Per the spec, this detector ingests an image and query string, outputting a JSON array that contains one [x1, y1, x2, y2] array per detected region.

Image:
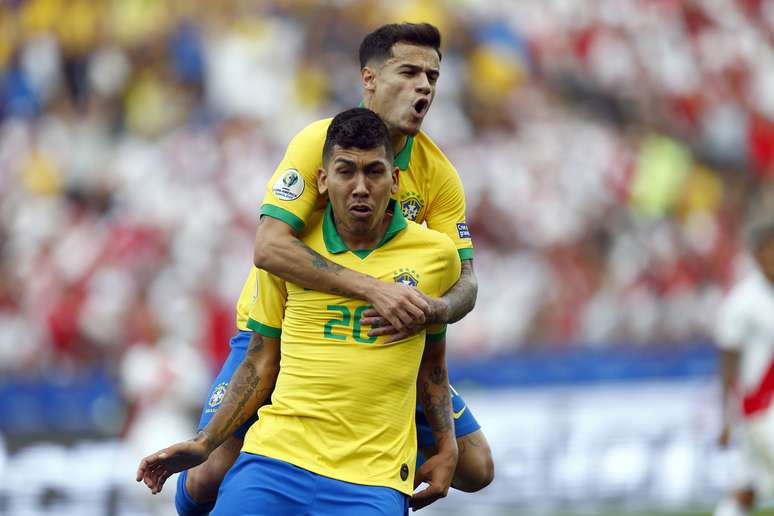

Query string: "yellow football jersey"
[[242, 200, 461, 495], [234, 117, 472, 330]]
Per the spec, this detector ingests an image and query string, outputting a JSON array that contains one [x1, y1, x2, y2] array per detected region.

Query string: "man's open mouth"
[[412, 98, 429, 117], [350, 205, 372, 217]]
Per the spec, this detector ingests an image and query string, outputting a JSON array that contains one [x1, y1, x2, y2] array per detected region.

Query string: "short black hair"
[[323, 108, 394, 165], [359, 22, 441, 69]]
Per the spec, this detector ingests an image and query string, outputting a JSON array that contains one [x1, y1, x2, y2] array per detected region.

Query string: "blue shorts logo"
[[208, 382, 228, 408], [456, 222, 471, 239]]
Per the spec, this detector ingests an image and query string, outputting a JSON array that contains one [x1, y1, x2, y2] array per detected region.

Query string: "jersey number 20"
[[323, 305, 376, 344]]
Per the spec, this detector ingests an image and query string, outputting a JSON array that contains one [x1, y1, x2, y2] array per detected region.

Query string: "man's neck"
[[336, 210, 393, 251], [391, 131, 407, 158]]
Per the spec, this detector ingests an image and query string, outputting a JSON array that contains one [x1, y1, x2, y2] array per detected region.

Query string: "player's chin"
[[400, 119, 422, 136]]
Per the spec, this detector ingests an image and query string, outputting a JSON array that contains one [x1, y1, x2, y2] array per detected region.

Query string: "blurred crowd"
[[0, 0, 767, 385]]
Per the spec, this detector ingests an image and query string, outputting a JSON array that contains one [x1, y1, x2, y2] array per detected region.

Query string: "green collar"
[[356, 101, 413, 170], [322, 198, 407, 259], [393, 135, 413, 171]]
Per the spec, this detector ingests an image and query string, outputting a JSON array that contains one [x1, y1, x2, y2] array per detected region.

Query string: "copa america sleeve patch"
[[272, 169, 305, 201], [456, 222, 471, 239]]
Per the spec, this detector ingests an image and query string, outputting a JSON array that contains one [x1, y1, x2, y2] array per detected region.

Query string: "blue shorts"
[[197, 331, 256, 438], [212, 452, 408, 516], [199, 331, 482, 444]]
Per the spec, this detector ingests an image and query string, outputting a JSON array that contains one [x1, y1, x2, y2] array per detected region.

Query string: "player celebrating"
[[138, 109, 460, 514], [176, 22, 494, 514], [714, 216, 774, 516]]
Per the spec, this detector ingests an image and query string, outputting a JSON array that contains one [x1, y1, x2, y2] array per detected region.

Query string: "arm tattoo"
[[418, 380, 453, 435], [293, 240, 343, 274], [429, 365, 445, 386], [205, 335, 273, 445], [443, 260, 478, 324]]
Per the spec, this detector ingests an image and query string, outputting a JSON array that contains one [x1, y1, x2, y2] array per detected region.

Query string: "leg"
[[415, 385, 494, 492], [419, 429, 494, 493], [184, 436, 243, 502], [714, 488, 755, 516]]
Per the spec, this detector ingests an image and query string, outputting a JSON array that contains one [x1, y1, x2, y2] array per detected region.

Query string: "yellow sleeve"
[[426, 234, 462, 341], [246, 268, 288, 339], [425, 161, 474, 261], [259, 119, 331, 233]]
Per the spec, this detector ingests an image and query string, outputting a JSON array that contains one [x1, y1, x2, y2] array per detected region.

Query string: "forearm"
[[417, 342, 457, 456], [198, 334, 279, 452], [254, 219, 377, 301], [440, 260, 477, 324], [720, 350, 740, 424]]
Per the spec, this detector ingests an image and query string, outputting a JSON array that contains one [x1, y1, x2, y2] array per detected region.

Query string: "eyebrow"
[[332, 158, 388, 170], [398, 63, 440, 75], [364, 161, 387, 172], [333, 158, 356, 167]]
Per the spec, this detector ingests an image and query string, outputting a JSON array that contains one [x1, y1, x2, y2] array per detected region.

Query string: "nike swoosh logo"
[[453, 406, 467, 420]]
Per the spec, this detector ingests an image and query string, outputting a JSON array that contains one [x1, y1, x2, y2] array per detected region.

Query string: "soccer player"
[[714, 216, 774, 516], [138, 108, 461, 514], [177, 22, 494, 514]]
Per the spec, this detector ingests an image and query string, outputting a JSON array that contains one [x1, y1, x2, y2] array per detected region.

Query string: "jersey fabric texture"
[[234, 116, 472, 331], [243, 200, 460, 495]]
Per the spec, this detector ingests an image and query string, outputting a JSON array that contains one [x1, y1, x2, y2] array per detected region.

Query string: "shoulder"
[[721, 274, 762, 317], [289, 117, 333, 147], [404, 221, 457, 256], [414, 131, 459, 178]]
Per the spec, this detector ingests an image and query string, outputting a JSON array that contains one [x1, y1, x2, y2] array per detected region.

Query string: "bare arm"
[[719, 349, 740, 446], [411, 338, 458, 510], [254, 216, 431, 332], [440, 259, 477, 324], [365, 259, 478, 341], [136, 333, 280, 493]]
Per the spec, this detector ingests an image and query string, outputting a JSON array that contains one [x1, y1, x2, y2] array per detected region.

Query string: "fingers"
[[136, 451, 166, 482], [360, 308, 379, 319], [410, 485, 444, 511], [370, 285, 432, 332]]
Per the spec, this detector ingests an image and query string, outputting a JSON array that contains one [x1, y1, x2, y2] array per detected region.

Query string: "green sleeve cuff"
[[260, 204, 306, 233], [458, 248, 474, 261], [426, 327, 447, 343], [247, 318, 282, 338]]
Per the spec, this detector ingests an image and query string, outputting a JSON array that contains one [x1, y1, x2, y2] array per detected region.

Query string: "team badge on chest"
[[400, 191, 423, 221], [393, 268, 420, 287]]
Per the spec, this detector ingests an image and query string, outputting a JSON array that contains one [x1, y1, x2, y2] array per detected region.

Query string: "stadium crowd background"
[[3, 0, 765, 371], [3, 0, 773, 514]]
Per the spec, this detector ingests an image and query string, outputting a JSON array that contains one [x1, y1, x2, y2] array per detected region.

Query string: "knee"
[[185, 461, 225, 503], [453, 441, 494, 493], [735, 488, 756, 510]]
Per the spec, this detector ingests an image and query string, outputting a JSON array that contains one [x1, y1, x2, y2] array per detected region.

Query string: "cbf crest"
[[208, 382, 228, 408], [394, 267, 420, 287], [400, 191, 423, 221]]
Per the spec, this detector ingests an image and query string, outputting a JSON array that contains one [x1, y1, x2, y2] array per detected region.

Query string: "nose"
[[415, 74, 431, 95], [352, 172, 369, 198]]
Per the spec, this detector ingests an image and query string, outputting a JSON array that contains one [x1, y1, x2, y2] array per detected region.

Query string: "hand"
[[410, 450, 457, 511], [718, 423, 731, 448], [136, 437, 211, 494], [361, 288, 448, 342]]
